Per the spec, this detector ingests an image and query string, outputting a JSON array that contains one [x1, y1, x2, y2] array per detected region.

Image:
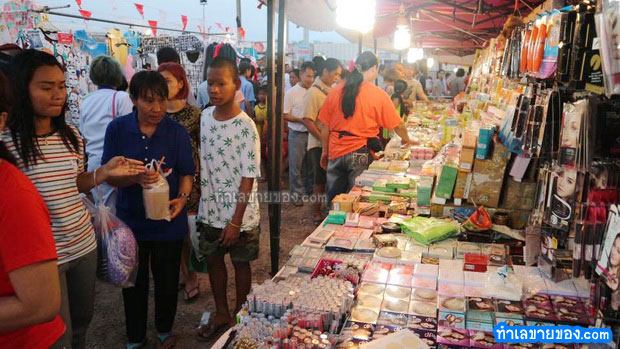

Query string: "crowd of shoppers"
[[0, 41, 471, 348]]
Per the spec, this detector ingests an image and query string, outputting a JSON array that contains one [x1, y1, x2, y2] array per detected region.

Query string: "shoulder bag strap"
[[112, 91, 118, 119]]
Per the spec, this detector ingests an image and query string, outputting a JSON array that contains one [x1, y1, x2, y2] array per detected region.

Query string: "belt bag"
[[336, 130, 383, 153]]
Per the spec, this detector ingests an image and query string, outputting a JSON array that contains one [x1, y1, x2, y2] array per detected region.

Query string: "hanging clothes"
[[123, 30, 141, 56], [74, 30, 108, 57], [107, 28, 128, 67]]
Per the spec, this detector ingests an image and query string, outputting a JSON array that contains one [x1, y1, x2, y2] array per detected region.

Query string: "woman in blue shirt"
[[102, 71, 195, 349]]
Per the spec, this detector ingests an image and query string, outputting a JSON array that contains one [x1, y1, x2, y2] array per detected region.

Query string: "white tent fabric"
[[260, 0, 338, 32], [259, 0, 475, 63]]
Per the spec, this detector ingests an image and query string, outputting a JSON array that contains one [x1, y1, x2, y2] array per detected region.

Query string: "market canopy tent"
[[260, 0, 543, 57]]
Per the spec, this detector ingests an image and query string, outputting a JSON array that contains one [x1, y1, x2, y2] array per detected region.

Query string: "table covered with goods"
[[214, 100, 603, 349]]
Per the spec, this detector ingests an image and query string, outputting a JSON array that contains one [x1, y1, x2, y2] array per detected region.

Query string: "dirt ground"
[[86, 184, 317, 348]]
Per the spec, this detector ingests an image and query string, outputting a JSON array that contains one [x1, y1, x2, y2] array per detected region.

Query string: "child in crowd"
[[196, 57, 261, 342], [254, 86, 267, 138], [382, 79, 410, 146], [391, 79, 409, 120], [254, 86, 268, 182]]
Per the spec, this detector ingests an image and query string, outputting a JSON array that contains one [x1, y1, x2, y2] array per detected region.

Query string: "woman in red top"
[[0, 71, 65, 348], [317, 52, 417, 204]]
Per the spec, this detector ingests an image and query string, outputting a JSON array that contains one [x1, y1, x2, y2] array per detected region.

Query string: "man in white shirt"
[[284, 61, 315, 205]]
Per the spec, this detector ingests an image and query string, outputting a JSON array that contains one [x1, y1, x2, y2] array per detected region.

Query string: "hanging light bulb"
[[407, 47, 423, 63], [393, 3, 410, 50], [426, 57, 435, 69], [394, 27, 410, 50], [336, 0, 376, 33]]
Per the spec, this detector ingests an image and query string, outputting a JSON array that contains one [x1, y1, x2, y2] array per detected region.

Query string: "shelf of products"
[[221, 1, 620, 347]]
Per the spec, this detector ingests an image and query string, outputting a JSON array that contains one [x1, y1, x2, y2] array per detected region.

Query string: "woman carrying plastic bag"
[[83, 186, 138, 288]]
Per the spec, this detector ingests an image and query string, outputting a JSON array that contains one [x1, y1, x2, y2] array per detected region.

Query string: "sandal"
[[126, 339, 148, 349], [183, 285, 199, 303], [313, 213, 323, 226], [156, 333, 176, 349], [196, 319, 230, 343]]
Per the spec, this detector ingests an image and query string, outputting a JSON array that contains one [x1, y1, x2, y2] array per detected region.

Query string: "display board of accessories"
[[7, 20, 241, 126], [218, 1, 620, 348], [139, 35, 205, 94]]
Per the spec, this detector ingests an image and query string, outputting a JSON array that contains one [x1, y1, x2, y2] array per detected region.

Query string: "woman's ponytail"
[[341, 51, 378, 119]]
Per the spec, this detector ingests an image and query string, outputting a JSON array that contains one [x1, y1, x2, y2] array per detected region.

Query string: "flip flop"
[[196, 320, 230, 343], [156, 333, 176, 349], [126, 339, 148, 349], [183, 285, 199, 303], [313, 214, 323, 226]]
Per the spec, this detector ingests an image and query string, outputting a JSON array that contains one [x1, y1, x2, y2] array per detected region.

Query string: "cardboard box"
[[463, 254, 490, 273], [501, 178, 536, 211], [469, 141, 510, 208], [459, 147, 476, 172], [475, 126, 495, 160], [453, 171, 472, 199], [435, 165, 459, 199], [417, 176, 434, 207], [331, 194, 360, 212]]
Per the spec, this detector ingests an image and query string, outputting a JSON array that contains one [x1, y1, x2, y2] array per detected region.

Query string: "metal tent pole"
[[358, 33, 363, 55], [267, 0, 285, 276]]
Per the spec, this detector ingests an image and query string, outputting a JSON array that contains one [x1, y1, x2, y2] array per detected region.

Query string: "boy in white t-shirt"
[[196, 57, 261, 342]]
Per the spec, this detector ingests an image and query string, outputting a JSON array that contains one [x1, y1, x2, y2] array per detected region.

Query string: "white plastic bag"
[[484, 265, 523, 301], [142, 159, 171, 221], [83, 190, 138, 288]]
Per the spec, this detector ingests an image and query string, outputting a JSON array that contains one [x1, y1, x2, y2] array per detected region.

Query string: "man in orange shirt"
[[317, 52, 417, 204]]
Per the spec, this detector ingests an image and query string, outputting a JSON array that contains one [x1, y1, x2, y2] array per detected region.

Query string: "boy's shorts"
[[196, 222, 260, 263]]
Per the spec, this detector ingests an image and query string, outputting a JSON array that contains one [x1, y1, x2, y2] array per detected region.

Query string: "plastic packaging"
[[532, 15, 549, 73], [484, 266, 523, 301], [520, 29, 531, 73], [83, 192, 138, 288], [400, 216, 460, 245], [527, 23, 539, 72], [595, 0, 620, 96], [538, 10, 562, 78], [461, 206, 492, 232], [142, 159, 171, 221]]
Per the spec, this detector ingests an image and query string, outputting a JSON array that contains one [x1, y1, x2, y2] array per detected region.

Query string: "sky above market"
[[40, 0, 347, 43]]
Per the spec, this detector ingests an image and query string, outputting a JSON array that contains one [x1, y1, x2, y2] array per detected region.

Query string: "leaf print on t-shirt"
[[198, 107, 260, 231]]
